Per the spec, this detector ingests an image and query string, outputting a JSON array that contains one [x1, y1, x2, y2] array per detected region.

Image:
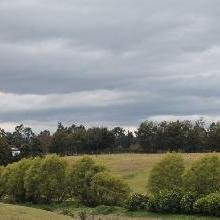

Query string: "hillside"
[[65, 153, 220, 192]]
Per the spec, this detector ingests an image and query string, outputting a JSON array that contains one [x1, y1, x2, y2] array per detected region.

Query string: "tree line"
[[0, 119, 220, 165]]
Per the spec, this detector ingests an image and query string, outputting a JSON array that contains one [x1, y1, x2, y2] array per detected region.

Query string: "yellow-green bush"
[[148, 153, 185, 195], [91, 171, 130, 206], [36, 155, 68, 203], [69, 156, 106, 206], [126, 193, 150, 211], [24, 157, 42, 202], [193, 193, 220, 216], [183, 155, 220, 196], [0, 155, 68, 203], [150, 190, 182, 213], [180, 191, 198, 214], [0, 166, 5, 196], [1, 158, 32, 202]]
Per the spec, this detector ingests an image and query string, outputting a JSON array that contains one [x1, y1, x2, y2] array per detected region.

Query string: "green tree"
[[86, 127, 114, 153], [208, 122, 220, 152], [0, 136, 12, 166], [136, 121, 158, 152]]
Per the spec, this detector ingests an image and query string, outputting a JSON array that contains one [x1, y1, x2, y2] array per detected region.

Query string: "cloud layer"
[[1, 0, 220, 131]]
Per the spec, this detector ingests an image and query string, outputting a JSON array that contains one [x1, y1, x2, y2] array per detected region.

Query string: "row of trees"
[[1, 119, 220, 165]]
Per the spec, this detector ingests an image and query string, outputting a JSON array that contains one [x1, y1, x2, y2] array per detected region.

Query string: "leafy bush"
[[37, 155, 68, 203], [69, 156, 105, 206], [24, 157, 42, 202], [183, 155, 220, 196], [91, 171, 130, 206], [180, 191, 198, 214], [0, 166, 5, 197], [148, 153, 185, 195], [126, 193, 150, 211], [1, 158, 32, 202], [150, 190, 182, 213], [194, 193, 220, 216]]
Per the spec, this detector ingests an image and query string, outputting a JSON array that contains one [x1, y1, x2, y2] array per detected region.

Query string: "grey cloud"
[[1, 0, 220, 130]]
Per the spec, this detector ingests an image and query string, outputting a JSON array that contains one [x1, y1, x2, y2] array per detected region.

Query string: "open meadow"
[[64, 153, 220, 192]]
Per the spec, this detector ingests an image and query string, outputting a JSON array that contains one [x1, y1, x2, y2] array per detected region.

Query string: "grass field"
[[0, 203, 73, 220], [4, 203, 220, 220], [2, 153, 220, 220], [65, 153, 220, 192]]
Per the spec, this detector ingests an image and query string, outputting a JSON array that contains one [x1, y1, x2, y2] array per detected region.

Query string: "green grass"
[[28, 202, 219, 220], [64, 153, 220, 192], [0, 203, 74, 220]]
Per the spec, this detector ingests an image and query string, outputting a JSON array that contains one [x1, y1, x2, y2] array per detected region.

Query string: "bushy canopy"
[[91, 171, 130, 206], [183, 155, 220, 196], [148, 153, 185, 194]]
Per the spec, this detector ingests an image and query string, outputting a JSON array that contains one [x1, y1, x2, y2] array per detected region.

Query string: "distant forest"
[[0, 119, 220, 165]]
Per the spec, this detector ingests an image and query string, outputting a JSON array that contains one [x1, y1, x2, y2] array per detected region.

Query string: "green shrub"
[[180, 191, 198, 214], [69, 156, 105, 206], [151, 190, 182, 213], [126, 193, 150, 211], [1, 158, 32, 202], [183, 155, 220, 196], [194, 193, 220, 216], [0, 166, 5, 197], [37, 155, 68, 203], [24, 157, 42, 202], [148, 153, 185, 195], [91, 171, 130, 206]]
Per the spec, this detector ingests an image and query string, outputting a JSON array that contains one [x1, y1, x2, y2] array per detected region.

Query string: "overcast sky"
[[1, 0, 220, 132]]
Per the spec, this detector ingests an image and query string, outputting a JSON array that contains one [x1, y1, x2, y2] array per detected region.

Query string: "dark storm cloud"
[[1, 0, 220, 130]]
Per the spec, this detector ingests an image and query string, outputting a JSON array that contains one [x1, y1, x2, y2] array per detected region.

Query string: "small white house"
[[11, 147, 20, 157]]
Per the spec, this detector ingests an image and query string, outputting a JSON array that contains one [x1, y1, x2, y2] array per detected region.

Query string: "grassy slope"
[[3, 153, 219, 220], [65, 153, 220, 192], [0, 203, 73, 220]]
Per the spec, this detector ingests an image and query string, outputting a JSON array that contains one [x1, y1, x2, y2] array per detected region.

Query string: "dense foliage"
[[0, 156, 129, 206], [180, 191, 198, 214], [150, 190, 182, 213], [91, 171, 130, 206], [0, 153, 220, 217], [1, 119, 220, 165], [194, 193, 220, 217], [148, 153, 185, 194], [182, 155, 220, 196], [68, 157, 106, 206], [126, 193, 150, 211], [147, 154, 220, 216]]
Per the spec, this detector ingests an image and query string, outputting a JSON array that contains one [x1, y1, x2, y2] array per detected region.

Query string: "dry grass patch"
[[65, 153, 220, 192]]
